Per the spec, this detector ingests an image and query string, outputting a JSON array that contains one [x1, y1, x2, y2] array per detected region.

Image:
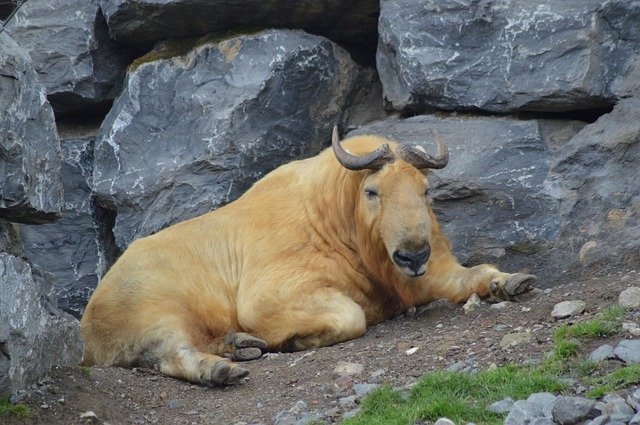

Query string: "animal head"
[[332, 127, 448, 278]]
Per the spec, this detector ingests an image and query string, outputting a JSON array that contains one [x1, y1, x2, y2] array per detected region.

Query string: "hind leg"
[[158, 346, 249, 386], [238, 285, 367, 352]]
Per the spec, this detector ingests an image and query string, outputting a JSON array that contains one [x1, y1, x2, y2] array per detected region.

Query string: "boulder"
[[99, 0, 378, 48], [20, 137, 112, 318], [92, 30, 364, 249], [549, 98, 640, 268], [5, 0, 138, 115], [349, 115, 584, 264], [0, 31, 63, 223], [377, 0, 640, 114], [0, 253, 82, 399]]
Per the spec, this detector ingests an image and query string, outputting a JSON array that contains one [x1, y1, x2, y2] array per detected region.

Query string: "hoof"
[[206, 361, 249, 386], [222, 331, 268, 361]]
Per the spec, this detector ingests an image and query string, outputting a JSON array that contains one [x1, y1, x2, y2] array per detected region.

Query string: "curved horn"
[[397, 129, 449, 170], [331, 126, 394, 171]]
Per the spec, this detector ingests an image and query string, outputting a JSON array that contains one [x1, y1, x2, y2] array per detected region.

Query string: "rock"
[[552, 301, 586, 319], [529, 419, 555, 425], [613, 340, 640, 364], [19, 137, 113, 318], [92, 29, 364, 250], [600, 394, 635, 423], [552, 396, 598, 425], [549, 98, 640, 270], [491, 301, 513, 310], [342, 408, 360, 420], [349, 115, 583, 264], [500, 331, 532, 350], [99, 0, 378, 48], [589, 345, 616, 363], [353, 383, 378, 397], [333, 362, 364, 377], [619, 287, 640, 309], [5, 0, 137, 115], [585, 416, 609, 425], [627, 388, 640, 411], [368, 369, 386, 383], [377, 0, 640, 114], [463, 293, 482, 313], [79, 410, 98, 423], [527, 392, 557, 418], [434, 418, 455, 425], [487, 397, 515, 414], [338, 395, 357, 409], [0, 31, 63, 223], [289, 400, 308, 416], [0, 253, 82, 399], [622, 322, 640, 336], [630, 412, 640, 425], [504, 400, 543, 425]]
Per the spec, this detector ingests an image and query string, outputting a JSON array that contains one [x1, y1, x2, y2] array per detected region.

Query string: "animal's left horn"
[[331, 126, 394, 171], [397, 129, 449, 170]]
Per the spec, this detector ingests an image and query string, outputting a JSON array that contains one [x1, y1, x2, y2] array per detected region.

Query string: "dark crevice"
[[398, 104, 615, 124], [92, 199, 122, 278], [53, 99, 113, 123]]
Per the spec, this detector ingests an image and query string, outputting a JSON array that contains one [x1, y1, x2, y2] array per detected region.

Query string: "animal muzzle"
[[392, 246, 431, 276]]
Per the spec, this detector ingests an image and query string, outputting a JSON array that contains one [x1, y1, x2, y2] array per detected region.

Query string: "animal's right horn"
[[331, 126, 394, 171], [397, 129, 449, 170]]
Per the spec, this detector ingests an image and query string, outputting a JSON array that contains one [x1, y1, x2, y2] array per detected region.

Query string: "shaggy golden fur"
[[80, 134, 535, 385]]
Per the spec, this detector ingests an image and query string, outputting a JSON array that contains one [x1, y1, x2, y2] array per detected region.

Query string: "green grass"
[[0, 399, 30, 418], [80, 366, 91, 378], [586, 364, 640, 398], [342, 365, 566, 425]]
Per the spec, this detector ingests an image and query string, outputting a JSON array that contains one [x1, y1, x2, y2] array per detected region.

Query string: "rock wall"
[[1, 0, 639, 397]]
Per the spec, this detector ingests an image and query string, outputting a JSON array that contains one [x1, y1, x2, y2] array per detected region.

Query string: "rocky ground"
[[5, 269, 640, 425]]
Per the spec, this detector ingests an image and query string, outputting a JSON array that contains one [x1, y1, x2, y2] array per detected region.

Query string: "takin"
[[80, 127, 535, 385]]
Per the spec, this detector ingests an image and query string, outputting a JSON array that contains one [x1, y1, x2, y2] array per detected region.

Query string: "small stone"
[[614, 340, 640, 364], [622, 322, 640, 336], [405, 347, 420, 355], [527, 392, 557, 418], [80, 411, 98, 423], [585, 416, 609, 425], [434, 418, 455, 425], [552, 301, 586, 319], [589, 344, 616, 362], [463, 293, 483, 313], [289, 400, 308, 416], [491, 301, 512, 310], [487, 397, 515, 414], [579, 241, 599, 262], [504, 400, 543, 425], [500, 331, 532, 349], [406, 306, 417, 317], [522, 307, 532, 312], [342, 408, 361, 420], [333, 362, 364, 377], [368, 369, 386, 383], [353, 383, 378, 397], [339, 396, 358, 409], [552, 396, 597, 425], [619, 287, 640, 309], [168, 400, 178, 409]]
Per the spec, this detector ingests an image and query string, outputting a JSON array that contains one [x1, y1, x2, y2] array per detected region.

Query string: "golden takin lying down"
[[81, 128, 535, 385]]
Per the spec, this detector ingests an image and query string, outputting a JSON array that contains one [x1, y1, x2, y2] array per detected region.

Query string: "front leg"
[[418, 263, 536, 304]]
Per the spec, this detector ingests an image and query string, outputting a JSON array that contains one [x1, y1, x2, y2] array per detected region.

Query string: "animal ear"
[[331, 126, 394, 171], [397, 129, 449, 170]]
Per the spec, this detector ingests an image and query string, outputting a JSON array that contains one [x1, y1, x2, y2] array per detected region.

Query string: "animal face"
[[331, 127, 449, 278], [362, 163, 432, 276]]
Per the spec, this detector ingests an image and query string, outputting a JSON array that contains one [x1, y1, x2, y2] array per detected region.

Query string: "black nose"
[[392, 247, 431, 274]]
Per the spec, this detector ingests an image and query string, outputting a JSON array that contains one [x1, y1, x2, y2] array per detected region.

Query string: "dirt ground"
[[6, 268, 640, 425]]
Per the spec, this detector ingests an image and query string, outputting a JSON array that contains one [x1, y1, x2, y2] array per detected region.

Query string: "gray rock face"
[[92, 30, 364, 249], [349, 115, 583, 264], [549, 98, 640, 268], [589, 344, 616, 363], [0, 31, 63, 223], [504, 400, 543, 425], [377, 0, 640, 114], [99, 0, 378, 48], [5, 0, 137, 115], [487, 397, 515, 414], [619, 287, 640, 309], [614, 340, 640, 364], [0, 253, 82, 399], [552, 300, 586, 319], [552, 396, 598, 425], [527, 392, 557, 418], [20, 138, 108, 318]]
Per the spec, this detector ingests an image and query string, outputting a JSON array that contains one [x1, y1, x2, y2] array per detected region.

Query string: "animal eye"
[[364, 188, 379, 200]]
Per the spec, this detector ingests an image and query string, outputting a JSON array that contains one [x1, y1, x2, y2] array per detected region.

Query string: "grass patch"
[[586, 364, 640, 398], [0, 399, 30, 418], [342, 365, 566, 425], [80, 366, 91, 378]]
